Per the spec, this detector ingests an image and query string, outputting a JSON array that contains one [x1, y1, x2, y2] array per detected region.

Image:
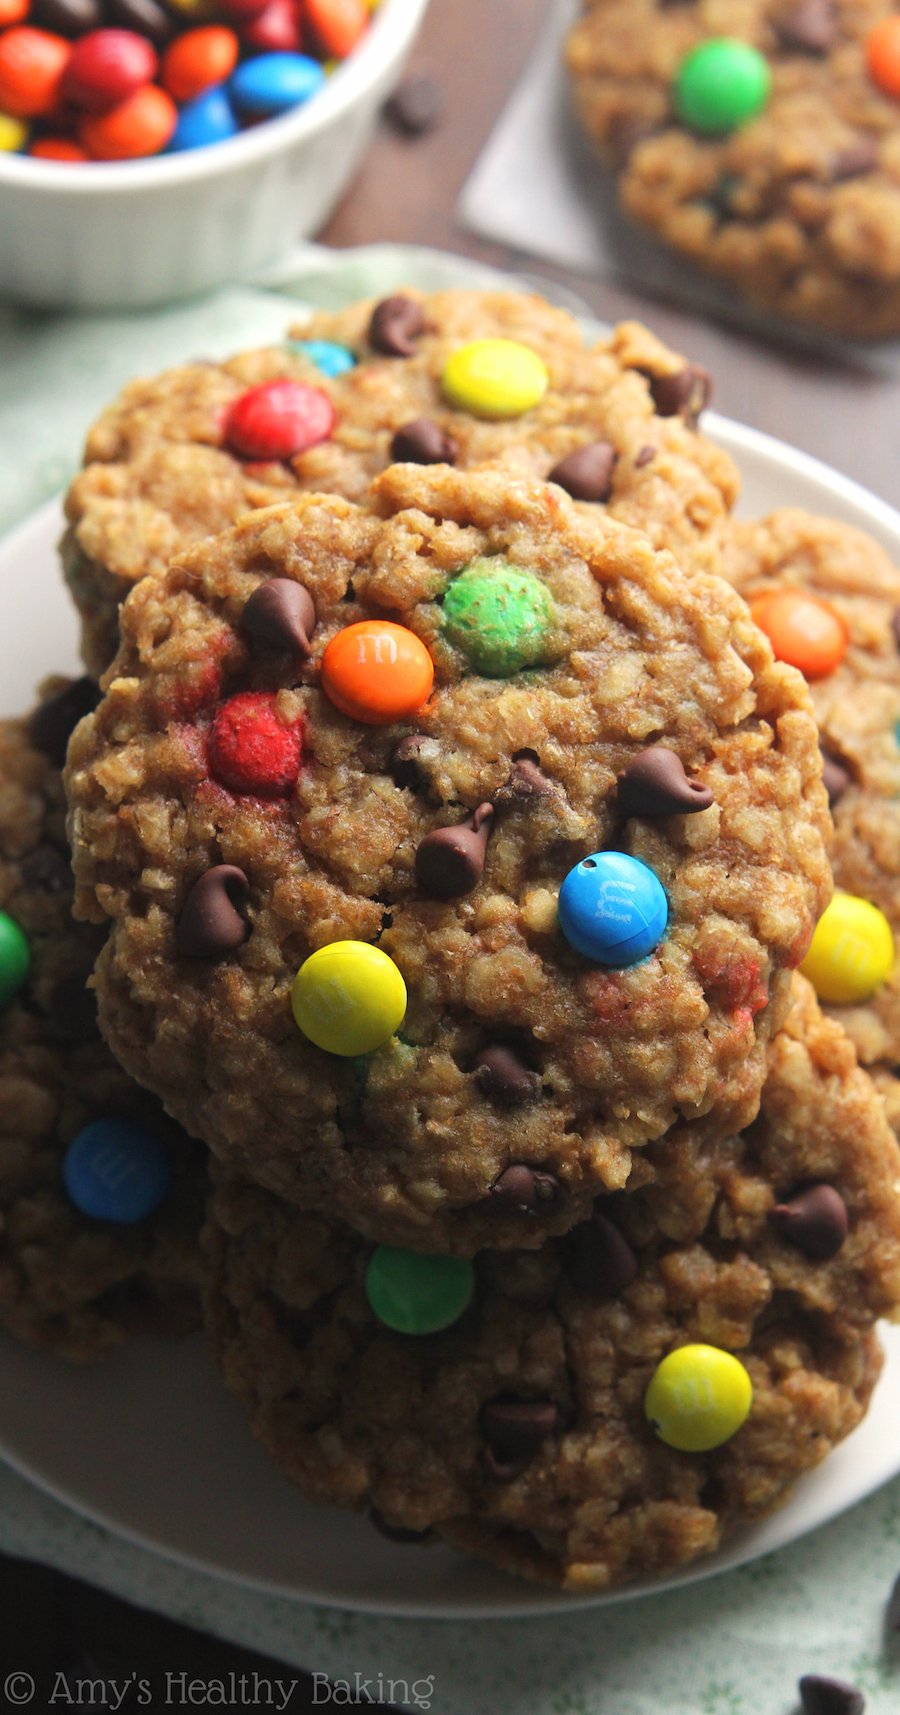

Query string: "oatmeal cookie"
[[202, 976, 900, 1592], [0, 682, 206, 1362], [61, 288, 738, 675], [566, 0, 900, 337], [66, 467, 829, 1252], [719, 507, 900, 1068]]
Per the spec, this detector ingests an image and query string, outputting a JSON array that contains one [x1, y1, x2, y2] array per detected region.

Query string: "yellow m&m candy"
[[645, 1344, 753, 1453], [800, 891, 895, 1005], [291, 940, 407, 1056], [441, 339, 549, 419], [0, 111, 27, 152]]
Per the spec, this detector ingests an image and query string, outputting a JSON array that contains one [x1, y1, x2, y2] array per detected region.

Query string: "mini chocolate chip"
[[47, 971, 98, 1043], [481, 1398, 561, 1479], [175, 865, 250, 958], [240, 579, 316, 656], [821, 748, 852, 806], [494, 754, 554, 805], [571, 1212, 638, 1298], [829, 137, 878, 182], [548, 441, 618, 503], [20, 842, 72, 894], [370, 1508, 434, 1545], [390, 417, 458, 466], [799, 1676, 865, 1715], [775, 0, 837, 54], [369, 294, 426, 358], [489, 1164, 562, 1214], [634, 444, 656, 468], [887, 1569, 900, 1630], [617, 746, 714, 816], [770, 1183, 848, 1260], [642, 364, 711, 425], [415, 803, 493, 899], [28, 677, 100, 767], [383, 72, 442, 136], [474, 1044, 540, 1104], [391, 732, 440, 788]]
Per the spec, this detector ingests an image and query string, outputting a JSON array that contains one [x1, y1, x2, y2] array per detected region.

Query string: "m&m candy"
[[168, 81, 237, 149], [291, 940, 407, 1056], [749, 589, 848, 680], [558, 851, 668, 967], [321, 620, 434, 724], [78, 80, 176, 156], [441, 339, 549, 419], [441, 558, 554, 677], [224, 379, 335, 461], [62, 1118, 171, 1223], [674, 38, 771, 136], [60, 28, 158, 111], [0, 109, 26, 147], [866, 17, 900, 100], [0, 26, 70, 117], [161, 24, 237, 102], [305, 0, 367, 60], [291, 338, 357, 378], [645, 1344, 753, 1452], [229, 48, 324, 117], [800, 892, 895, 1005], [0, 910, 30, 1006], [208, 691, 304, 795], [365, 1245, 475, 1334]]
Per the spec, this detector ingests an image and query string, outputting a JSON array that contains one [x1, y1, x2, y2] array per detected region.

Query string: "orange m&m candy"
[[162, 25, 239, 103], [750, 589, 848, 679], [0, 27, 70, 118], [304, 0, 367, 58], [30, 136, 88, 159], [79, 81, 176, 158], [867, 18, 900, 100], [321, 620, 434, 725], [0, 0, 30, 27]]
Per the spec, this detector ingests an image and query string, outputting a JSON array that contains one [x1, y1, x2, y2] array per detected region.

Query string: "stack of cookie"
[[4, 286, 900, 1592]]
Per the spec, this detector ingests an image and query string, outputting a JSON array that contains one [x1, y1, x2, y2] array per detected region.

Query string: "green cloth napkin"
[[1, 243, 898, 1715]]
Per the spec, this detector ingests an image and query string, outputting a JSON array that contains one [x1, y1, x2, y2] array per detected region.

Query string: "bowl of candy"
[[0, 0, 430, 309]]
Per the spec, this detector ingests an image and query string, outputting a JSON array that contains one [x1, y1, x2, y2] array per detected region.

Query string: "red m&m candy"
[[0, 26, 70, 117], [208, 691, 304, 795], [243, 0, 303, 54], [161, 24, 238, 102], [61, 28, 158, 111], [30, 133, 87, 156], [224, 380, 335, 461]]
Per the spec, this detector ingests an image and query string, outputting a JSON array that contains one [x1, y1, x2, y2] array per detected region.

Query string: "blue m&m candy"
[[229, 52, 326, 119], [62, 1119, 171, 1224], [292, 339, 357, 378], [558, 851, 668, 966], [168, 85, 240, 153]]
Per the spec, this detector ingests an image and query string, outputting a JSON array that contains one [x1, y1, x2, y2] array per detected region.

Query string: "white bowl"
[[0, 0, 430, 311]]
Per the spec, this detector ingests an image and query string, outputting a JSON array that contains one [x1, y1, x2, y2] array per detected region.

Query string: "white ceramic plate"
[[3, 416, 900, 1619]]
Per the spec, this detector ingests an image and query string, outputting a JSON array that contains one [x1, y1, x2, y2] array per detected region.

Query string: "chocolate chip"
[[829, 137, 878, 182], [887, 1569, 900, 1630], [106, 0, 174, 41], [634, 444, 656, 468], [548, 441, 618, 503], [28, 677, 99, 767], [494, 753, 554, 805], [390, 417, 458, 466], [391, 732, 440, 788], [20, 842, 72, 894], [175, 865, 250, 959], [617, 746, 714, 816], [489, 1164, 562, 1214], [571, 1212, 638, 1298], [481, 1398, 561, 1479], [35, 0, 102, 32], [47, 971, 98, 1043], [641, 365, 711, 425], [369, 295, 426, 358], [770, 1183, 848, 1260], [798, 1676, 865, 1715], [240, 579, 316, 657], [370, 1508, 434, 1545], [415, 803, 493, 898], [700, 171, 742, 224], [474, 1045, 540, 1104], [775, 0, 837, 54], [821, 748, 852, 806], [383, 72, 442, 137]]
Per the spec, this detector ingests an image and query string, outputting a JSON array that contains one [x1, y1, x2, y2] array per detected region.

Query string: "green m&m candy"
[[365, 1245, 475, 1334], [674, 38, 771, 136], [442, 557, 555, 677], [0, 911, 30, 1007]]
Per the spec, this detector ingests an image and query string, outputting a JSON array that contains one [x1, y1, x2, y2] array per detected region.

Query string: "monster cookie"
[[719, 508, 900, 1069], [566, 1, 900, 337], [61, 287, 738, 675], [0, 683, 206, 1362], [66, 466, 830, 1251], [202, 977, 900, 1591]]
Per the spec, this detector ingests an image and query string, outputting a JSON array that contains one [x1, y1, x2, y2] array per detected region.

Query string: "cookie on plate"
[[0, 682, 206, 1362], [719, 507, 900, 1071], [66, 466, 830, 1252], [203, 976, 900, 1592], [61, 287, 738, 675], [566, 0, 900, 337]]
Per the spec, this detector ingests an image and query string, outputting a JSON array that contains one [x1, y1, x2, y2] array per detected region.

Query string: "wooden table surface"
[[6, 0, 899, 1697]]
